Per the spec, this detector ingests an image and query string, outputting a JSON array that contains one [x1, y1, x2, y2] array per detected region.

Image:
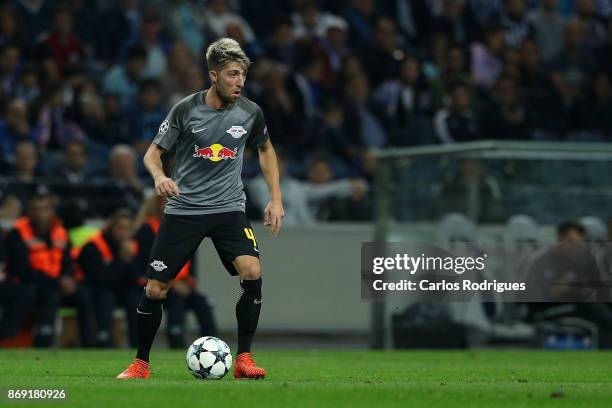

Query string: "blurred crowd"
[[0, 0, 611, 224], [0, 188, 217, 348]]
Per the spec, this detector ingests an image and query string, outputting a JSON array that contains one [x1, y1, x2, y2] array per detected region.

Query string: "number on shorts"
[[244, 228, 257, 248]]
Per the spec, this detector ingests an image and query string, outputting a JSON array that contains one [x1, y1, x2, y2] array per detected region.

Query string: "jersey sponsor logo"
[[193, 144, 237, 162], [192, 127, 207, 133], [158, 120, 169, 136], [254, 299, 262, 304], [226, 125, 247, 139], [150, 260, 168, 272]]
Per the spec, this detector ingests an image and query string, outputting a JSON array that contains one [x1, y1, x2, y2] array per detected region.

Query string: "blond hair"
[[205, 37, 250, 71]]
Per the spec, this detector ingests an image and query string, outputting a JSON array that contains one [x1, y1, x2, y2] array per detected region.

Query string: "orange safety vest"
[[74, 232, 138, 281], [71, 246, 85, 282], [146, 217, 191, 281], [14, 217, 69, 279], [89, 232, 138, 263]]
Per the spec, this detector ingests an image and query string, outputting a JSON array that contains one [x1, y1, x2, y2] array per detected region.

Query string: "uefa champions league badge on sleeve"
[[158, 120, 169, 136]]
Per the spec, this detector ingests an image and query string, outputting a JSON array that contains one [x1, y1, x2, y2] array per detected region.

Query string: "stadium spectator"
[[470, 24, 505, 90], [77, 209, 140, 347], [431, 0, 479, 46], [0, 4, 25, 48], [0, 42, 20, 98], [134, 195, 217, 348], [527, 0, 566, 63], [374, 56, 434, 146], [518, 39, 565, 138], [431, 44, 470, 110], [11, 140, 40, 183], [33, 82, 86, 151], [526, 221, 612, 347], [568, 71, 612, 140], [319, 15, 351, 76], [342, 0, 378, 47], [67, 80, 108, 143], [0, 98, 40, 161], [263, 17, 295, 64], [549, 20, 598, 108], [0, 184, 21, 219], [101, 44, 148, 109], [160, 41, 196, 103], [305, 155, 370, 221], [342, 73, 386, 148], [287, 43, 325, 121], [99, 93, 130, 146], [433, 82, 481, 143], [291, 1, 336, 41], [421, 33, 449, 82], [467, 0, 505, 25], [161, 0, 209, 56], [313, 102, 356, 167], [118, 8, 170, 79], [97, 0, 142, 63], [12, 0, 54, 47], [104, 144, 144, 215], [433, 159, 502, 222], [480, 76, 529, 140], [126, 79, 166, 154], [53, 140, 93, 184], [501, 0, 533, 48], [170, 64, 205, 106], [13, 65, 40, 103], [380, 0, 430, 48], [34, 6, 84, 78], [204, 0, 257, 46], [248, 153, 368, 225], [253, 62, 301, 151], [4, 188, 90, 347], [225, 19, 264, 60], [0, 228, 36, 342], [360, 16, 405, 88], [575, 0, 608, 50]]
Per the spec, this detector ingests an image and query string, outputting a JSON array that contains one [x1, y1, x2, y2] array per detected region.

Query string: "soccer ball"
[[186, 336, 232, 379]]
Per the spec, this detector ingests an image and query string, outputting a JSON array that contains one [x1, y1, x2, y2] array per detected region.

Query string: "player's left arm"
[[257, 139, 284, 237]]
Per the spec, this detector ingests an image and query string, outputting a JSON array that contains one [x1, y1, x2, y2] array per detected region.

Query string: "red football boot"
[[233, 353, 266, 379], [116, 358, 150, 379]]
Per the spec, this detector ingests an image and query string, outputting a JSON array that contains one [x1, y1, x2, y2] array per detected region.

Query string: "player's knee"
[[239, 263, 260, 280], [146, 281, 168, 300]]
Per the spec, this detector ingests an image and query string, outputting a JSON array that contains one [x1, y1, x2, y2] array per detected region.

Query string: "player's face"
[[212, 62, 247, 104]]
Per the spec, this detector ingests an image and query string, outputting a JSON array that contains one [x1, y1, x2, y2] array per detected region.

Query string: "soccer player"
[[117, 38, 284, 379]]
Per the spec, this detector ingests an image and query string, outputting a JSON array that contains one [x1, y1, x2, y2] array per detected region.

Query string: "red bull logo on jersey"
[[193, 144, 237, 162]]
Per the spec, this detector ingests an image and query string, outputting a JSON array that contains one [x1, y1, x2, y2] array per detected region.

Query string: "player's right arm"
[[146, 98, 187, 197], [143, 143, 180, 197]]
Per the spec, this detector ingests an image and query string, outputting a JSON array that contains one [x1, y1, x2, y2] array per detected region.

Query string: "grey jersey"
[[153, 90, 269, 215]]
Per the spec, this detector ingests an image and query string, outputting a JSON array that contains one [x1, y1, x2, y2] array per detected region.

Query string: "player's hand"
[[154, 175, 180, 197], [59, 276, 77, 296], [263, 200, 284, 238]]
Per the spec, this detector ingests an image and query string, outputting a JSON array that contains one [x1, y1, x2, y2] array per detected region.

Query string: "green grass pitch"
[[1, 350, 611, 407]]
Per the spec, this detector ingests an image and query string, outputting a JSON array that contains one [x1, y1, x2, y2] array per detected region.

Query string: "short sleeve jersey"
[[153, 90, 269, 215]]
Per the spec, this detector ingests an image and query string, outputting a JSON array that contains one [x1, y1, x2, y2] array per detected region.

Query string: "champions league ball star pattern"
[[186, 336, 232, 379]]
